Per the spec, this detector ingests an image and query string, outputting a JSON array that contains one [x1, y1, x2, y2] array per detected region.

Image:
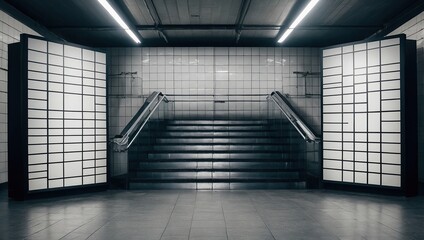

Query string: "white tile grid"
[[322, 39, 402, 187], [26, 37, 107, 191], [107, 47, 321, 177], [0, 10, 41, 184], [107, 47, 321, 138], [389, 12, 424, 182]]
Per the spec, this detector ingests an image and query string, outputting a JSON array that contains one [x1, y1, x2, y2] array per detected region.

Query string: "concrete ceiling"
[[4, 0, 423, 47]]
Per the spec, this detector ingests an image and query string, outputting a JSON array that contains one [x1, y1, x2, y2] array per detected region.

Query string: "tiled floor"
[[0, 189, 424, 240]]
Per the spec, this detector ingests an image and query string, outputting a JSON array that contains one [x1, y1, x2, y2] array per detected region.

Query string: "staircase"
[[127, 120, 306, 189]]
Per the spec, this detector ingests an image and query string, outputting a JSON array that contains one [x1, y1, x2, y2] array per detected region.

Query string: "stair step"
[[148, 145, 291, 151], [131, 168, 302, 172], [165, 120, 269, 125], [136, 149, 296, 154], [132, 161, 301, 170], [130, 158, 299, 162], [124, 118, 306, 190], [131, 171, 301, 179], [135, 151, 295, 155], [129, 181, 306, 190], [158, 131, 275, 137], [147, 152, 288, 160], [164, 125, 271, 131], [154, 138, 290, 144]]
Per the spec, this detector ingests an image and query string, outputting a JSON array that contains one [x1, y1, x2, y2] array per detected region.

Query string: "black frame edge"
[[404, 39, 418, 196], [322, 182, 406, 196], [16, 184, 108, 201], [0, 182, 8, 190], [8, 41, 27, 200]]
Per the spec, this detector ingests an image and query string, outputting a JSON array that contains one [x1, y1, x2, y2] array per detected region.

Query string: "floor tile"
[[0, 189, 423, 240]]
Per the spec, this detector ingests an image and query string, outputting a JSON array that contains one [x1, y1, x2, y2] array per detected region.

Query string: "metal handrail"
[[112, 91, 168, 151], [268, 91, 320, 143], [111, 90, 319, 151]]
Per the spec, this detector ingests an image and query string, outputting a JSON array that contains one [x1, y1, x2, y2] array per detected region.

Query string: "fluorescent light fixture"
[[98, 0, 141, 44], [277, 0, 319, 43]]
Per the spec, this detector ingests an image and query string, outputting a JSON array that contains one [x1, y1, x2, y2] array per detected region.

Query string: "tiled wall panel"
[[0, 10, 41, 184], [107, 47, 322, 178], [10, 35, 107, 196], [107, 47, 322, 138], [322, 37, 403, 188]]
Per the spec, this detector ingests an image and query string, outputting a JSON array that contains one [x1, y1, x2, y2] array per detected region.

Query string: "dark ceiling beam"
[[234, 0, 252, 43], [50, 25, 383, 31], [143, 0, 168, 43], [367, 0, 424, 40]]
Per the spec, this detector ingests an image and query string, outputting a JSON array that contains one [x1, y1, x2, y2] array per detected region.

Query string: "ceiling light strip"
[[98, 0, 141, 44], [277, 0, 319, 43]]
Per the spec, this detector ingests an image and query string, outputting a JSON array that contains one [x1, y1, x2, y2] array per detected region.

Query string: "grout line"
[[159, 192, 181, 240], [81, 211, 121, 240], [247, 190, 277, 240], [57, 214, 107, 240], [22, 219, 62, 238], [187, 190, 198, 240], [221, 194, 229, 240]]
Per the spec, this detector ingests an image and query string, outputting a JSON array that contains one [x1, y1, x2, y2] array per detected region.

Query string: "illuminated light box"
[[8, 35, 107, 200], [321, 35, 417, 196]]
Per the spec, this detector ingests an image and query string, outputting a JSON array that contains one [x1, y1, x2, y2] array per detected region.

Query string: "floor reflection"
[[0, 189, 423, 240]]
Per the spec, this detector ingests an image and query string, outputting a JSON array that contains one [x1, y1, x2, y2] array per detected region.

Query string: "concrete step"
[[132, 160, 301, 170], [129, 180, 306, 190]]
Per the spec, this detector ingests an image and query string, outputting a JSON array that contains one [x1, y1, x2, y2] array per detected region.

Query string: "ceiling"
[[4, 0, 423, 48]]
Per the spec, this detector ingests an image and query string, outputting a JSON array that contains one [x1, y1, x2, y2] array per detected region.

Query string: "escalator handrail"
[[268, 91, 320, 142], [112, 91, 168, 151]]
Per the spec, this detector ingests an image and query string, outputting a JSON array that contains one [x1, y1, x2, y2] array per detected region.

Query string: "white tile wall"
[[0, 10, 41, 184], [389, 12, 424, 182], [322, 37, 403, 187], [107, 47, 322, 178], [25, 36, 107, 191], [107, 47, 321, 138]]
